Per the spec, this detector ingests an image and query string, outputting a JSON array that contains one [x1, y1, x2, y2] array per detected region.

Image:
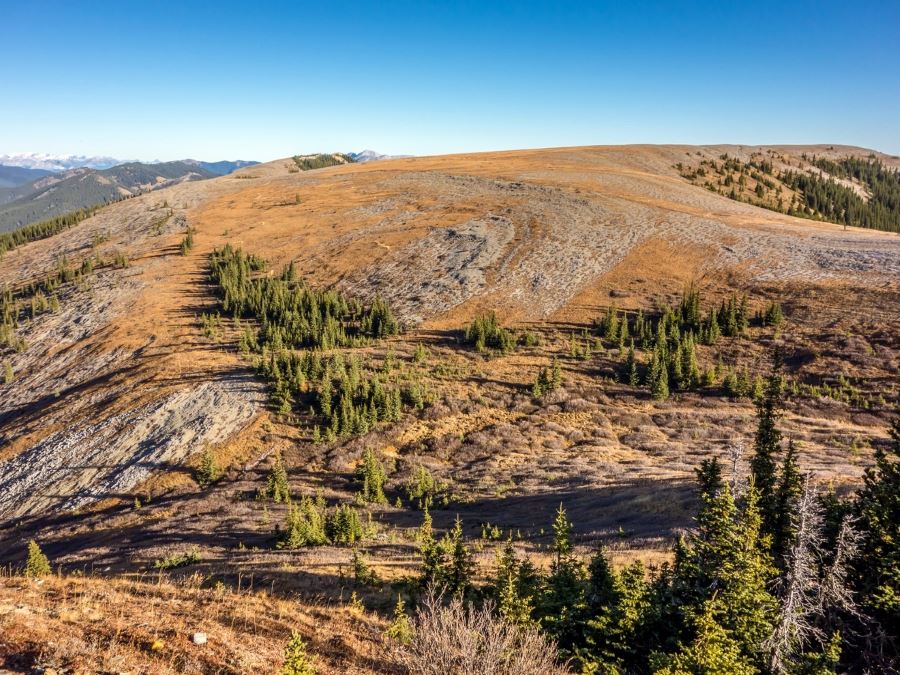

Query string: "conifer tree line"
[[291, 153, 356, 171], [0, 204, 106, 258], [677, 151, 900, 233], [407, 362, 900, 673], [780, 159, 900, 232], [208, 245, 406, 438]]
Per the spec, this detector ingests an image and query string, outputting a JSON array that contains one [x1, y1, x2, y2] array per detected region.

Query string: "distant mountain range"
[[0, 165, 53, 188], [349, 149, 411, 163], [0, 161, 218, 233], [0, 154, 259, 175], [0, 153, 123, 171], [184, 159, 259, 175], [0, 149, 406, 232]]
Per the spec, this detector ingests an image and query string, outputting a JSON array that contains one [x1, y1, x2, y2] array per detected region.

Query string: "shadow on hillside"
[[380, 478, 698, 544], [0, 473, 697, 569]]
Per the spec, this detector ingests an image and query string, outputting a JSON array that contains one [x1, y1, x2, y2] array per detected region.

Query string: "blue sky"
[[2, 1, 899, 161]]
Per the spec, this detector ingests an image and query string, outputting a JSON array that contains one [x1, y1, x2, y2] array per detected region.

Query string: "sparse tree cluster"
[[463, 312, 515, 354], [208, 246, 406, 438], [602, 285, 773, 401], [279, 493, 371, 548], [532, 357, 562, 398]]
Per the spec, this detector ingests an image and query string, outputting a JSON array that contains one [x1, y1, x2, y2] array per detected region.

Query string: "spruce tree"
[[650, 352, 670, 401], [443, 515, 474, 598], [578, 545, 627, 671], [772, 440, 803, 567], [266, 452, 291, 503], [551, 357, 562, 390], [853, 413, 900, 643], [494, 538, 534, 626], [418, 509, 443, 588], [25, 540, 51, 577], [672, 479, 777, 670], [654, 600, 756, 675], [354, 448, 387, 504], [195, 445, 219, 488], [624, 341, 639, 386], [281, 632, 316, 675], [752, 353, 784, 543], [384, 595, 413, 644], [540, 504, 588, 652]]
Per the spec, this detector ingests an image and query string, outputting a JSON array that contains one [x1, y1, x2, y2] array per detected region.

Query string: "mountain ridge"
[[0, 160, 217, 232]]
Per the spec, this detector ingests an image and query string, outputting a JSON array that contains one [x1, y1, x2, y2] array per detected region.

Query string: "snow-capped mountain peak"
[[0, 153, 123, 172]]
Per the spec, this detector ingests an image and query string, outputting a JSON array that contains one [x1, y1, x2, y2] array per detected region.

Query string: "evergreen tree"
[[696, 457, 724, 500], [195, 444, 219, 488], [624, 341, 639, 386], [672, 480, 777, 670], [443, 515, 474, 598], [681, 334, 700, 389], [654, 600, 756, 675], [493, 538, 535, 626], [552, 503, 573, 560], [533, 366, 551, 398], [418, 509, 444, 588], [603, 306, 619, 342], [354, 448, 387, 504], [266, 452, 291, 503], [540, 504, 588, 652], [384, 595, 413, 644], [650, 350, 670, 401], [25, 540, 51, 577], [705, 309, 721, 345], [618, 314, 630, 350], [772, 440, 803, 567], [752, 353, 785, 543], [853, 413, 900, 646], [281, 631, 316, 675], [325, 503, 366, 545], [577, 545, 628, 671], [551, 356, 562, 390]]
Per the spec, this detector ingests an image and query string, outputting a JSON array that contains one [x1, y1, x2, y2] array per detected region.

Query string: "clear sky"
[[3, 1, 899, 161]]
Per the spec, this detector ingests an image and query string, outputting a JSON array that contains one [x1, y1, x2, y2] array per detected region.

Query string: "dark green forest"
[[291, 153, 356, 171], [783, 156, 900, 232], [0, 205, 103, 257]]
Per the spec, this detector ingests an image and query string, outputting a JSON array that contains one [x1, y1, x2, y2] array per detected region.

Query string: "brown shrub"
[[396, 590, 566, 675]]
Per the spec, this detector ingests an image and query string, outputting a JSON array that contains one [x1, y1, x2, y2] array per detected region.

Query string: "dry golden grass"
[[0, 571, 390, 674]]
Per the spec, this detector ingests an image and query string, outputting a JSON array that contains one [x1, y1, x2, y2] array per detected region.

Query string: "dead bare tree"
[[768, 476, 824, 674], [819, 516, 862, 620], [767, 478, 871, 674], [729, 441, 746, 498]]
